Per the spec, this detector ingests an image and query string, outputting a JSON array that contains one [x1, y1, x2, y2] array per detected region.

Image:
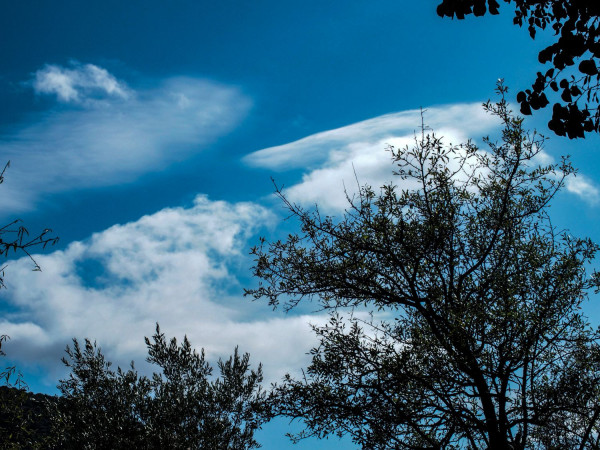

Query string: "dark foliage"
[[247, 89, 600, 448], [50, 325, 270, 449], [437, 0, 600, 139], [0, 387, 57, 449]]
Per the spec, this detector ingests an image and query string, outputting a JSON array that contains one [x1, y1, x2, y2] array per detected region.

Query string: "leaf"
[[579, 59, 598, 76]]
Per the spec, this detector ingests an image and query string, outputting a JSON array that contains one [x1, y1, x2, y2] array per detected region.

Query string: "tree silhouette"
[[247, 87, 600, 448], [50, 325, 270, 449]]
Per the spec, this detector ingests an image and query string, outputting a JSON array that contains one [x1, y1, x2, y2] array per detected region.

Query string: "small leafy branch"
[[0, 161, 59, 288]]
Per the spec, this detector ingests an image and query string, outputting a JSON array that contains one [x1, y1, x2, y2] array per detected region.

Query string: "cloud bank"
[[0, 63, 250, 213], [245, 103, 599, 211], [0, 196, 324, 386]]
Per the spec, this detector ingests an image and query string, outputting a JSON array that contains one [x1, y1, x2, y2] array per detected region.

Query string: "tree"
[[436, 0, 600, 139], [246, 86, 600, 449], [49, 325, 270, 450]]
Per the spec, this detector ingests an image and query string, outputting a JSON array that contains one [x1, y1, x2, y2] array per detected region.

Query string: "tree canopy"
[[437, 0, 600, 139], [49, 325, 269, 450], [247, 87, 600, 449]]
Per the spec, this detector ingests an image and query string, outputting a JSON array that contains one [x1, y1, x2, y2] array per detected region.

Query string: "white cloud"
[[529, 151, 599, 204], [0, 195, 325, 386], [245, 103, 599, 211], [0, 64, 250, 213], [33, 63, 130, 104], [282, 137, 417, 211], [246, 103, 501, 212], [566, 174, 599, 203], [244, 103, 499, 171]]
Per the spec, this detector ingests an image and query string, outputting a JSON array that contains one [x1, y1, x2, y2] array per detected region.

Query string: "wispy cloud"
[[0, 64, 250, 213], [244, 103, 499, 171], [566, 175, 599, 203], [245, 103, 501, 211], [0, 195, 324, 385], [245, 103, 599, 211]]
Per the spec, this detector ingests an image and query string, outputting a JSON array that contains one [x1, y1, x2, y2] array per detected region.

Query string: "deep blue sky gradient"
[[1, 2, 600, 449]]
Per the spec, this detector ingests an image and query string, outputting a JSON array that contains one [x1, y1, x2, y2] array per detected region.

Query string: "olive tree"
[[247, 86, 600, 449], [50, 325, 270, 449]]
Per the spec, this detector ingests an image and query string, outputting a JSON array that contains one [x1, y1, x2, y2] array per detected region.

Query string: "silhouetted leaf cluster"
[[437, 0, 600, 138]]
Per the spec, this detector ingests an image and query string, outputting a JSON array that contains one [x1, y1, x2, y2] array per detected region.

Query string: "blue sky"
[[1, 1, 600, 448]]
